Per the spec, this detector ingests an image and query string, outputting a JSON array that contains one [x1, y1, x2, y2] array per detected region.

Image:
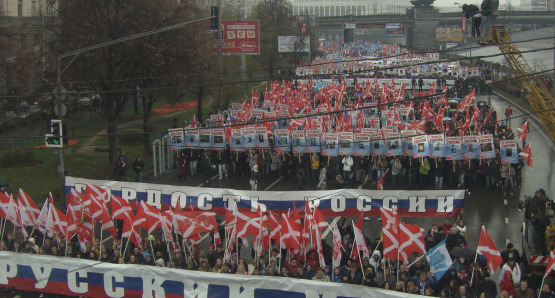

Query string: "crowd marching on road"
[[1, 37, 553, 298]]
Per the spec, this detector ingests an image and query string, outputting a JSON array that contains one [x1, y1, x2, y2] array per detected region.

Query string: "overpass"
[[316, 9, 555, 50]]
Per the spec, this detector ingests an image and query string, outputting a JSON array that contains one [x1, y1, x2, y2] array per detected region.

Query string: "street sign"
[[54, 103, 67, 118], [52, 85, 68, 101]]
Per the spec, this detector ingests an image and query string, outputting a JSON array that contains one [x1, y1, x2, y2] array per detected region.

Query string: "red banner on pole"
[[461, 18, 467, 31], [301, 22, 307, 35]]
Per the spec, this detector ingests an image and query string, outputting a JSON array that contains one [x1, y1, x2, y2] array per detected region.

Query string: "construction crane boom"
[[485, 25, 555, 143]]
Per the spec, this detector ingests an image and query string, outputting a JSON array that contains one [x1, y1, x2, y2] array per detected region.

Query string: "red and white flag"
[[477, 225, 503, 273], [18, 189, 40, 227], [268, 212, 281, 241], [517, 121, 528, 142], [100, 204, 117, 240], [380, 207, 400, 259], [406, 120, 426, 135], [280, 213, 301, 252], [66, 207, 78, 240], [398, 223, 426, 263], [135, 201, 161, 234], [377, 168, 390, 190], [45, 197, 68, 238], [519, 144, 533, 168], [352, 223, 370, 260], [545, 251, 555, 278], [332, 223, 342, 269]]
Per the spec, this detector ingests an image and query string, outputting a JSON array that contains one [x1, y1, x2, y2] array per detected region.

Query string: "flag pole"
[[407, 254, 426, 268], [470, 247, 479, 287], [123, 221, 135, 258], [0, 218, 4, 241], [352, 220, 366, 282], [98, 230, 103, 261], [278, 231, 282, 272]]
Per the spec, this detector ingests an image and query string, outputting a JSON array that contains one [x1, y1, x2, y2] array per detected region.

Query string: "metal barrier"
[[151, 135, 175, 177]]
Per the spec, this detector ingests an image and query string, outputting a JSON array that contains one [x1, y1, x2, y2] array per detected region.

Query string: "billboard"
[[278, 36, 310, 53], [436, 28, 463, 42], [386, 23, 405, 37], [221, 21, 259, 55]]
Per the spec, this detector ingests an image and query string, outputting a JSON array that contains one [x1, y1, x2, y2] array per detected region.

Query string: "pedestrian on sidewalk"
[[132, 156, 144, 182]]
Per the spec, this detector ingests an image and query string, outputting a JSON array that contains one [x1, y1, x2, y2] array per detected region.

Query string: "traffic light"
[[45, 119, 63, 148], [210, 6, 219, 31]]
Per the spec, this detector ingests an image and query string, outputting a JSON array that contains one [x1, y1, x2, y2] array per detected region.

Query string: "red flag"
[[380, 207, 400, 260], [477, 225, 503, 273], [421, 101, 434, 120], [398, 223, 426, 263], [0, 192, 10, 219], [406, 120, 426, 135], [332, 223, 342, 269], [377, 168, 390, 190], [122, 219, 141, 249], [353, 224, 370, 260], [190, 114, 197, 128], [516, 121, 528, 141], [66, 206, 79, 240], [235, 208, 263, 239], [268, 212, 281, 241], [110, 195, 134, 222], [18, 189, 40, 227], [135, 201, 161, 234], [100, 205, 117, 240], [280, 213, 301, 252], [392, 111, 405, 130], [545, 251, 555, 277], [519, 144, 533, 168], [46, 202, 68, 238], [291, 201, 302, 227]]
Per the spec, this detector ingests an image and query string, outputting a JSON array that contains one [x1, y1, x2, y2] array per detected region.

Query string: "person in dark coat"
[[462, 4, 482, 37], [177, 150, 187, 182]]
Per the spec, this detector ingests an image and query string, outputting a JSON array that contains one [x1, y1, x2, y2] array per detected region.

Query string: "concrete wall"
[[408, 7, 440, 51]]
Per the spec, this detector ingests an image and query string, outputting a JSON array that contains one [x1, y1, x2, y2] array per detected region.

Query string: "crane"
[[481, 25, 555, 143]]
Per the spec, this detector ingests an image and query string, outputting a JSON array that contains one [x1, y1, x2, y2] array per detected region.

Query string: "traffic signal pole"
[[54, 16, 215, 198]]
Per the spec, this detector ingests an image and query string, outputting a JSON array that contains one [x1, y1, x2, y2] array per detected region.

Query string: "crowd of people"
[[2, 204, 554, 298]]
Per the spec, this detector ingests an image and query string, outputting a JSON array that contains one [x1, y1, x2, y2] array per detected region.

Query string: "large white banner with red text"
[[0, 252, 421, 298], [65, 176, 464, 218]]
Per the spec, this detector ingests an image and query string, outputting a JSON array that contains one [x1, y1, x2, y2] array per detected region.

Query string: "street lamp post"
[[54, 16, 214, 197]]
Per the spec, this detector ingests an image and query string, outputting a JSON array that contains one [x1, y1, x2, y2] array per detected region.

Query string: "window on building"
[[18, 0, 23, 16]]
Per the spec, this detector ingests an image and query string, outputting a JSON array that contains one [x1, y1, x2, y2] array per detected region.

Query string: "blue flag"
[[425, 240, 452, 280]]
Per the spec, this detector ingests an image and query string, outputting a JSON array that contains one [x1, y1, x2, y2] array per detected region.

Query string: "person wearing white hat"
[[250, 165, 260, 191]]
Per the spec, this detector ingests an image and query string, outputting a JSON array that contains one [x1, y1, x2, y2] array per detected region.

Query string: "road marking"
[[264, 176, 283, 191], [505, 217, 509, 224], [196, 174, 219, 187], [504, 199, 508, 205]]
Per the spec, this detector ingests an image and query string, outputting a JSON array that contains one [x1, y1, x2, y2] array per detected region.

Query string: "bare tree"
[[51, 0, 213, 164]]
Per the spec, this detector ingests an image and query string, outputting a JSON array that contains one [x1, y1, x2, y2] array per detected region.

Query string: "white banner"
[[65, 176, 464, 218], [0, 252, 421, 298]]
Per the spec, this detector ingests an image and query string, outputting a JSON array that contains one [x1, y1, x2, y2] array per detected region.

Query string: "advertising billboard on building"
[[221, 21, 259, 55], [386, 23, 405, 36], [278, 36, 311, 53], [436, 28, 463, 42]]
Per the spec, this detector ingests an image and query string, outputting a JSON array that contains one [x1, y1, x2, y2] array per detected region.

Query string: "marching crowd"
[[2, 199, 554, 298]]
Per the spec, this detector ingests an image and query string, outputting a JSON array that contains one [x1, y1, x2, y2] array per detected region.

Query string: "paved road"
[[143, 92, 555, 275]]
